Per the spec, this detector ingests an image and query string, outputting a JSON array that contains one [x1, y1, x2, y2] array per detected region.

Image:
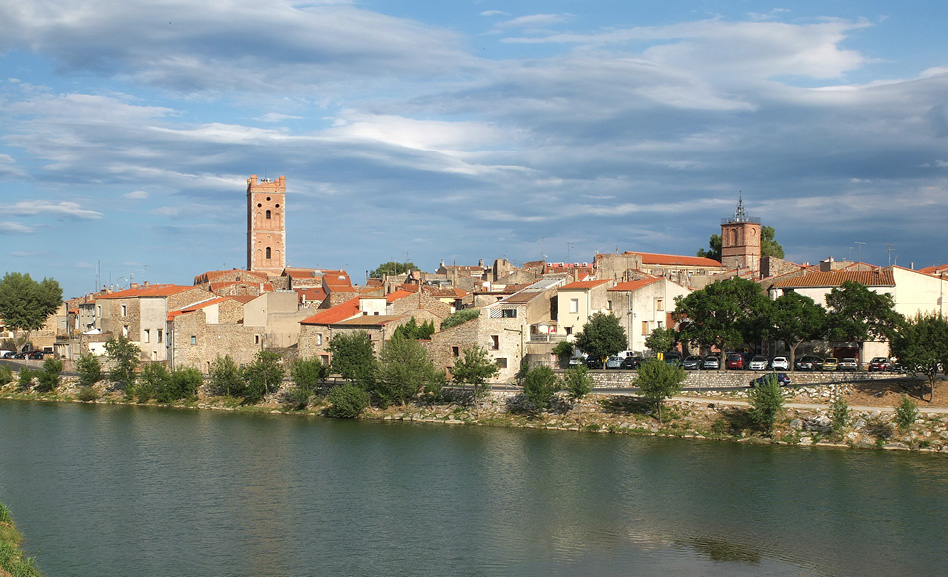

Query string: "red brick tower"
[[247, 175, 286, 275], [721, 196, 761, 273]]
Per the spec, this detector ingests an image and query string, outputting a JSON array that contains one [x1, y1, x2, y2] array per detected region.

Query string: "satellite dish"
[[115, 276, 128, 290]]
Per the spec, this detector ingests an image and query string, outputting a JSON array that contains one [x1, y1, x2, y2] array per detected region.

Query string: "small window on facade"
[[157, 329, 163, 343], [491, 335, 500, 350], [606, 300, 612, 310], [656, 299, 664, 311], [658, 321, 664, 329], [121, 305, 127, 317], [266, 210, 271, 220], [122, 325, 129, 338], [190, 335, 196, 346], [266, 247, 271, 259], [266, 196, 271, 201], [97, 305, 102, 316], [566, 326, 573, 336], [254, 335, 260, 345], [641, 321, 648, 336], [316, 334, 323, 346], [452, 346, 460, 357], [496, 358, 508, 368], [143, 329, 150, 343], [501, 309, 517, 318], [152, 351, 158, 361], [569, 298, 579, 314]]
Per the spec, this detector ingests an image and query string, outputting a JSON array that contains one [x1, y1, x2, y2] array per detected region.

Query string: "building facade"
[[246, 174, 286, 275]]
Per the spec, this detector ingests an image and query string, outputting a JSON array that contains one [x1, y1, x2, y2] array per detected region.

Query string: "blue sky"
[[2, 0, 947, 298]]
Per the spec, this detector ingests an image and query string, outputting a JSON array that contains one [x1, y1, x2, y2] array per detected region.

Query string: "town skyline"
[[2, 1, 947, 298]]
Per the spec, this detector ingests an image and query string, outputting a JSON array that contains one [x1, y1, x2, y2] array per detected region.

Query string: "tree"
[[895, 395, 919, 432], [76, 353, 103, 388], [552, 340, 574, 368], [373, 335, 438, 407], [243, 351, 285, 403], [747, 373, 784, 434], [573, 312, 628, 362], [35, 357, 63, 392], [889, 312, 948, 401], [760, 226, 784, 258], [644, 327, 677, 354], [635, 359, 686, 424], [0, 273, 62, 352], [207, 355, 246, 398], [164, 367, 202, 403], [291, 356, 328, 393], [674, 277, 769, 354], [764, 292, 828, 369], [562, 365, 593, 400], [825, 281, 901, 345], [521, 365, 560, 412], [440, 308, 480, 330], [329, 331, 376, 386], [451, 345, 499, 398], [391, 317, 434, 341], [136, 362, 169, 402], [326, 383, 370, 418], [105, 335, 140, 392], [696, 233, 722, 262], [369, 261, 417, 278]]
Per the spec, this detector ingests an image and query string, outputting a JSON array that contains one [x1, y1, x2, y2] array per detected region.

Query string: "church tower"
[[247, 174, 286, 275], [720, 196, 760, 272]]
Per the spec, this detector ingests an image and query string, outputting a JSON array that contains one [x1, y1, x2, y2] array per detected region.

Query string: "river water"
[[1, 400, 946, 577]]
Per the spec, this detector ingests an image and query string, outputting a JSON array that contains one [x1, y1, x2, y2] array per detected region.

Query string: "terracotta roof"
[[396, 283, 421, 293], [195, 269, 267, 284], [770, 269, 895, 289], [422, 286, 468, 298], [294, 287, 326, 301], [560, 280, 612, 290], [333, 315, 405, 327], [167, 297, 231, 321], [609, 278, 660, 292], [97, 284, 198, 299], [386, 289, 416, 303], [919, 264, 948, 276], [625, 251, 723, 268], [299, 297, 362, 325], [230, 295, 257, 304]]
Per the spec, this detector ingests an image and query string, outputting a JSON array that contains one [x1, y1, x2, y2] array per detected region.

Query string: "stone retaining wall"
[[581, 369, 902, 389]]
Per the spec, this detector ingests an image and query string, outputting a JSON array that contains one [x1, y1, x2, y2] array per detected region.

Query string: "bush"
[[136, 362, 169, 402], [423, 370, 447, 403], [326, 383, 370, 418], [830, 395, 850, 434], [440, 308, 480, 330], [35, 357, 64, 392], [0, 364, 13, 386], [207, 355, 246, 398], [165, 367, 202, 403], [747, 373, 784, 434], [521, 365, 560, 412], [76, 353, 103, 388], [77, 386, 99, 402], [291, 356, 328, 395], [105, 335, 140, 392], [17, 368, 35, 390], [552, 341, 574, 368], [243, 351, 285, 404], [895, 395, 919, 432], [563, 365, 593, 400], [635, 359, 686, 424]]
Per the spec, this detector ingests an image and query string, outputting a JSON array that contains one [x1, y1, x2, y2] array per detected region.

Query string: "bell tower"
[[247, 174, 286, 275], [720, 196, 761, 272]]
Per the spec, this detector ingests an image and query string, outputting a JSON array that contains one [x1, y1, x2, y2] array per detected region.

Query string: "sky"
[[2, 0, 947, 298]]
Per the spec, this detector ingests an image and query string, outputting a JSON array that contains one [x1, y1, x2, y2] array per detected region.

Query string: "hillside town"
[[9, 175, 948, 383]]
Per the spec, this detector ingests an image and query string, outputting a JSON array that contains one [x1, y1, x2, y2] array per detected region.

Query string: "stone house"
[[607, 277, 692, 354]]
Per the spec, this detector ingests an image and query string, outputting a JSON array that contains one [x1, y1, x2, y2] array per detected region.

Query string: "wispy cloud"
[[4, 201, 103, 220]]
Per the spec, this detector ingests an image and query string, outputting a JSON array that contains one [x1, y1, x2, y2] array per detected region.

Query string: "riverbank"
[[3, 376, 948, 453], [0, 503, 42, 577]]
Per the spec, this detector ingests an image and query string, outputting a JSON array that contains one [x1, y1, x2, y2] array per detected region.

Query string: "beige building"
[[608, 277, 691, 354], [556, 279, 614, 338]]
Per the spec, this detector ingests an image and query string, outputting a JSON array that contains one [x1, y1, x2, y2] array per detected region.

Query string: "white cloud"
[[124, 190, 149, 199], [4, 201, 103, 219], [0, 221, 35, 234]]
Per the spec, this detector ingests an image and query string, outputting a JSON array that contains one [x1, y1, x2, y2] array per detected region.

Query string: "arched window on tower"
[[266, 247, 271, 259], [266, 209, 271, 220]]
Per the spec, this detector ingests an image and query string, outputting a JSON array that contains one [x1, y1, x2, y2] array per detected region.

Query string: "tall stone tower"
[[247, 174, 286, 276], [720, 196, 761, 272]]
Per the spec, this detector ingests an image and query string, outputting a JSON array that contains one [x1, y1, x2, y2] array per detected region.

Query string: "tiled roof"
[[422, 286, 468, 298], [333, 315, 405, 327], [386, 289, 416, 303], [299, 297, 362, 325], [609, 278, 660, 292], [97, 284, 197, 299], [560, 280, 612, 290], [209, 280, 274, 292], [294, 287, 326, 301], [770, 269, 896, 289], [919, 264, 948, 276], [195, 269, 267, 284], [624, 251, 723, 268], [167, 297, 231, 320]]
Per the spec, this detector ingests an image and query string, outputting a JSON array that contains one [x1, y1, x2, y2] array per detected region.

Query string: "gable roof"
[[97, 284, 197, 299], [609, 278, 661, 292], [299, 297, 362, 325], [560, 279, 612, 290], [770, 269, 896, 289], [167, 297, 231, 321], [625, 251, 724, 268]]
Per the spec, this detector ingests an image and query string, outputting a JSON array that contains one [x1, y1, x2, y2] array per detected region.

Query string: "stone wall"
[[584, 369, 902, 389]]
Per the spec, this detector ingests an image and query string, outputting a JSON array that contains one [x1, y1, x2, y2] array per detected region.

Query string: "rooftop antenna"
[[854, 241, 865, 263], [887, 245, 894, 267]]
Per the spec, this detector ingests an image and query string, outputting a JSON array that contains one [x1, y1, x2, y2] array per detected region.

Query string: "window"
[[266, 209, 271, 220], [190, 335, 196, 346], [490, 335, 500, 350], [122, 325, 128, 338], [254, 334, 260, 345], [641, 321, 648, 336], [501, 309, 517, 318], [143, 329, 150, 343], [265, 247, 271, 259], [569, 298, 579, 314], [121, 304, 127, 317], [656, 299, 664, 311], [97, 305, 102, 316], [496, 358, 508, 368], [606, 300, 612, 311], [657, 321, 664, 329], [152, 351, 157, 361], [565, 327, 573, 336], [157, 329, 163, 343], [316, 334, 323, 346], [452, 346, 460, 357]]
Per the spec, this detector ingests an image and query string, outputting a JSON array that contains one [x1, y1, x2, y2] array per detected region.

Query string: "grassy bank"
[[0, 503, 42, 577]]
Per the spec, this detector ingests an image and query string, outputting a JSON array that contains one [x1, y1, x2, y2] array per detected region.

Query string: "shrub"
[[76, 353, 103, 388], [326, 383, 370, 418], [635, 359, 686, 424], [423, 370, 447, 403], [552, 341, 574, 368], [243, 351, 285, 404], [207, 355, 246, 398], [830, 395, 850, 434], [35, 357, 64, 392], [290, 356, 328, 395], [105, 335, 140, 392], [165, 367, 202, 403], [136, 362, 169, 402], [0, 365, 13, 386], [521, 365, 560, 412], [440, 308, 480, 330], [77, 386, 99, 402], [17, 368, 35, 390], [563, 365, 593, 400], [747, 373, 784, 434], [895, 395, 919, 432]]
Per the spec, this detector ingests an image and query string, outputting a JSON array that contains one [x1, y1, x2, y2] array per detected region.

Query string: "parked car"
[[838, 357, 858, 371], [770, 356, 789, 371], [821, 357, 839, 371], [726, 352, 745, 370], [662, 352, 682, 367], [585, 357, 604, 370], [868, 357, 890, 372], [568, 354, 587, 367], [28, 350, 47, 360], [702, 355, 720, 370], [0, 351, 14, 359], [748, 355, 769, 371], [620, 356, 643, 370], [795, 355, 822, 371], [682, 355, 703, 370], [750, 372, 792, 387], [605, 356, 623, 369]]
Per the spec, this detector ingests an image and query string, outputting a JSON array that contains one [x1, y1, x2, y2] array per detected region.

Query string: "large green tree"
[[243, 350, 285, 403], [573, 312, 628, 362], [674, 277, 769, 354], [825, 281, 901, 346], [764, 292, 828, 369], [696, 234, 722, 262], [644, 327, 677, 354], [635, 359, 686, 424], [329, 331, 377, 385], [760, 226, 784, 258], [373, 335, 439, 407], [105, 335, 140, 392], [0, 273, 62, 352], [521, 365, 560, 412], [889, 312, 948, 401], [369, 261, 417, 278], [451, 344, 499, 398]]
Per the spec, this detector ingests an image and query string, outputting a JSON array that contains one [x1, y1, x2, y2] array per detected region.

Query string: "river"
[[1, 400, 946, 576]]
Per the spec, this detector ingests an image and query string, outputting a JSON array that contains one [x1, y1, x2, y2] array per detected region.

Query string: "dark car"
[[585, 357, 604, 370], [662, 352, 682, 366], [620, 356, 642, 370], [702, 355, 721, 370], [726, 353, 745, 370], [868, 357, 890, 372], [28, 350, 47, 360], [682, 355, 703, 370], [795, 355, 822, 371], [750, 372, 791, 387]]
